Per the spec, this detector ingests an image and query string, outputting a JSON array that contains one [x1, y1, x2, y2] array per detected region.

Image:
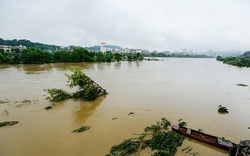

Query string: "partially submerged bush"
[[0, 121, 19, 127], [144, 118, 171, 134], [218, 105, 229, 114], [237, 83, 248, 87], [107, 118, 184, 156], [178, 119, 187, 127], [145, 131, 184, 156], [45, 88, 71, 102], [0, 99, 10, 104], [45, 67, 107, 102], [109, 137, 144, 156]]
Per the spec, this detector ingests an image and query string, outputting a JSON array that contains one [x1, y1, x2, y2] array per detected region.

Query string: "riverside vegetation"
[[216, 51, 250, 67], [0, 47, 143, 64]]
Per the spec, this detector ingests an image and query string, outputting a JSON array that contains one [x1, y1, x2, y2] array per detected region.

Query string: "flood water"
[[0, 58, 249, 156]]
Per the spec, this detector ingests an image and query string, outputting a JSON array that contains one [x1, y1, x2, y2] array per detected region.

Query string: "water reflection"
[[49, 63, 92, 71], [73, 95, 106, 124], [114, 62, 121, 69], [136, 61, 140, 67], [0, 64, 22, 70], [21, 64, 53, 74], [97, 63, 104, 70], [19, 63, 96, 74]]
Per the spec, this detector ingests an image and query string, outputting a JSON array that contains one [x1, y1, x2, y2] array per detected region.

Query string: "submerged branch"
[[45, 67, 107, 102], [0, 121, 19, 127]]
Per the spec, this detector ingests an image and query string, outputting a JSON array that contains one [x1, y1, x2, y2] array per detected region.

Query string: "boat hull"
[[172, 125, 235, 151]]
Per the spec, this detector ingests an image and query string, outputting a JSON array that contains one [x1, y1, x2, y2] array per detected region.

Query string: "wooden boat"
[[172, 125, 235, 151], [228, 140, 250, 156]]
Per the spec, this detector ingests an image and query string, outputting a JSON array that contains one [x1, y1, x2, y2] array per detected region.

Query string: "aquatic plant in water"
[[45, 67, 107, 102], [178, 119, 187, 127], [237, 83, 248, 87], [0, 121, 19, 127], [108, 137, 144, 156], [144, 118, 171, 134], [107, 118, 184, 156], [145, 131, 185, 156], [45, 88, 71, 102], [218, 105, 229, 114], [72, 126, 91, 133]]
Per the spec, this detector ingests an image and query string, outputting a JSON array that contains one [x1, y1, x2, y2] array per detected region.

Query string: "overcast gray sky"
[[0, 0, 250, 52]]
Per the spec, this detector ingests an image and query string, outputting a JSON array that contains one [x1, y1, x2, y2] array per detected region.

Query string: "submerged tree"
[[218, 105, 229, 114], [45, 67, 107, 102], [107, 118, 184, 156], [65, 67, 107, 100]]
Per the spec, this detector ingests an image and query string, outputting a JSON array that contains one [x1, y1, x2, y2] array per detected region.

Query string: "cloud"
[[0, 0, 250, 52]]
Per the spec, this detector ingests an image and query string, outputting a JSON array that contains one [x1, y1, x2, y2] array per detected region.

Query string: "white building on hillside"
[[101, 42, 106, 53]]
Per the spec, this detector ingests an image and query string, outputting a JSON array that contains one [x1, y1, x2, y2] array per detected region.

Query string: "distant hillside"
[[204, 50, 244, 57], [0, 38, 61, 51], [87, 45, 123, 51]]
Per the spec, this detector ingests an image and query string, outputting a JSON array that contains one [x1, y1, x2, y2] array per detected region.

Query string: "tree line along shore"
[[0, 48, 144, 64], [217, 51, 250, 67]]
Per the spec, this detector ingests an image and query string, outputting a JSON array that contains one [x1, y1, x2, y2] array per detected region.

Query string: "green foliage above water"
[[178, 119, 187, 127], [216, 51, 250, 67], [218, 105, 229, 114], [145, 131, 184, 156], [45, 67, 107, 102], [107, 118, 184, 156], [144, 118, 171, 134], [237, 83, 248, 87], [45, 88, 72, 102], [108, 137, 144, 156]]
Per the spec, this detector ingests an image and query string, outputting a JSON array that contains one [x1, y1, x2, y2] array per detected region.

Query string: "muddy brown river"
[[0, 58, 249, 156]]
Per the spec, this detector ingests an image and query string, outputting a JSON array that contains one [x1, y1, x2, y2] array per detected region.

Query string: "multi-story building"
[[100, 43, 106, 53], [123, 48, 130, 53], [0, 45, 26, 52], [68, 45, 77, 51]]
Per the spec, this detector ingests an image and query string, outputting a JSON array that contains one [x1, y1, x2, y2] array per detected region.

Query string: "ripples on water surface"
[[0, 58, 249, 156]]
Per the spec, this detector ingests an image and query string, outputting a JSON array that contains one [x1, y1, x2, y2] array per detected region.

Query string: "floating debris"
[[112, 117, 118, 120], [44, 106, 53, 110], [128, 112, 134, 115], [14, 99, 38, 108], [0, 121, 19, 127], [182, 146, 193, 154], [218, 105, 229, 114], [3, 110, 9, 115], [72, 126, 91, 133], [0, 99, 10, 104], [178, 119, 187, 127], [190, 152, 200, 156], [198, 129, 203, 133], [237, 83, 248, 87]]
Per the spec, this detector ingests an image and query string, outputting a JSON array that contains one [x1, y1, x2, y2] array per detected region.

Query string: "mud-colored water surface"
[[0, 58, 249, 156]]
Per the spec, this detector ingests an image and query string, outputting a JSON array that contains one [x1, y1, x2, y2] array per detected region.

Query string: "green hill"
[[0, 38, 61, 51]]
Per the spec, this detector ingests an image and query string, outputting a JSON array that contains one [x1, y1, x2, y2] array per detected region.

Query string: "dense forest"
[[217, 51, 250, 67], [0, 48, 143, 64], [0, 38, 61, 51]]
